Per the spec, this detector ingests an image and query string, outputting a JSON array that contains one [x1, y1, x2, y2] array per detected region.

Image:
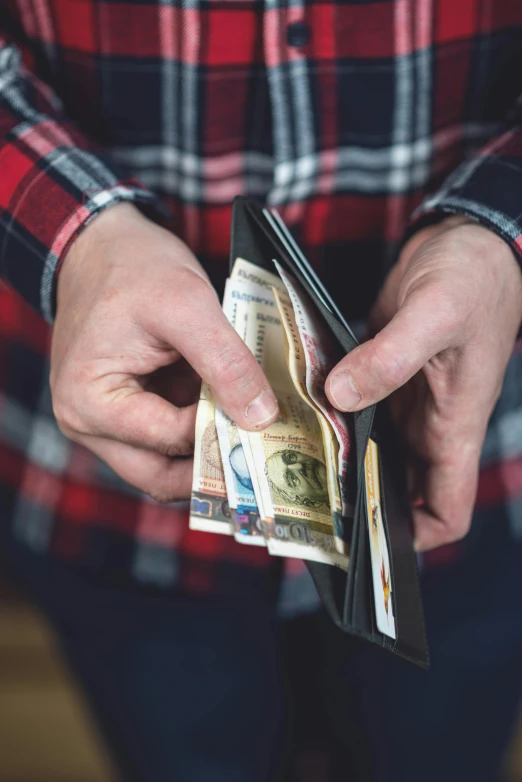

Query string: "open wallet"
[[230, 196, 429, 669]]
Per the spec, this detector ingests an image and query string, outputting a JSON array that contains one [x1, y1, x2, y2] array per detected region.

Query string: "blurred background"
[[1, 557, 522, 782], [0, 563, 116, 782]]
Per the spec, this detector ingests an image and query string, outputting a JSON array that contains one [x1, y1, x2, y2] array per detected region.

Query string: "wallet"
[[230, 196, 429, 669]]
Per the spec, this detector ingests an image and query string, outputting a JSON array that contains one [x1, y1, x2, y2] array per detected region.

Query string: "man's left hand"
[[325, 217, 522, 551]]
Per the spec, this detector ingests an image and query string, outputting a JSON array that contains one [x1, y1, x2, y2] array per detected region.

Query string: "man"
[[1, 2, 522, 780]]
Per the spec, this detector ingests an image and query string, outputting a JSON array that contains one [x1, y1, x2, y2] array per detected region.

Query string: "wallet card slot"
[[372, 405, 429, 666], [373, 434, 398, 648], [344, 493, 377, 639], [343, 404, 376, 633]]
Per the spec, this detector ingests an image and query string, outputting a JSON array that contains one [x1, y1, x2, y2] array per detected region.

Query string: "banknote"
[[215, 407, 265, 544], [237, 269, 348, 568], [215, 277, 269, 544], [272, 285, 345, 554], [221, 274, 276, 527], [231, 257, 286, 293], [189, 382, 233, 535], [275, 262, 353, 518]]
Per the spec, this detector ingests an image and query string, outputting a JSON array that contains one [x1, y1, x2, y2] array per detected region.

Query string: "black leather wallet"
[[230, 196, 429, 669]]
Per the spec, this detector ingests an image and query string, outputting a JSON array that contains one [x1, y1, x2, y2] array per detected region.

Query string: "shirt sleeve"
[[410, 123, 522, 263], [0, 38, 166, 323]]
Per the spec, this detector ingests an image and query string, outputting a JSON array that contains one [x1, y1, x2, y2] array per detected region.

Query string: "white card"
[[364, 439, 396, 639]]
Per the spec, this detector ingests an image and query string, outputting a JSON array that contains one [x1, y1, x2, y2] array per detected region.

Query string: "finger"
[[325, 284, 459, 412], [75, 433, 194, 503], [147, 270, 278, 430], [412, 440, 480, 552], [60, 388, 198, 458]]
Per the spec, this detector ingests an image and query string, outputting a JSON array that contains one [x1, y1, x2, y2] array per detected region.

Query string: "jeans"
[[2, 520, 522, 782]]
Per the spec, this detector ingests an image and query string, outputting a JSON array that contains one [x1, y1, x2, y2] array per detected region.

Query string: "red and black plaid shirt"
[[1, 0, 522, 605]]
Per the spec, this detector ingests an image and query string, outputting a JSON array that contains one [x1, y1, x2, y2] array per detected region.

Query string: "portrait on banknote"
[[266, 449, 329, 509], [229, 443, 254, 491]]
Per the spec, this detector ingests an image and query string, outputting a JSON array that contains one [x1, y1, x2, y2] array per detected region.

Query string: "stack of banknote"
[[189, 257, 354, 570]]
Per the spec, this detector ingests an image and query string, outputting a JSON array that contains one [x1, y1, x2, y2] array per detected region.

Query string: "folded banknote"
[[190, 256, 351, 569]]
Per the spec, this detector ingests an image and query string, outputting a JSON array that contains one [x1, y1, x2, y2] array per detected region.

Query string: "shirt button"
[[286, 21, 311, 48]]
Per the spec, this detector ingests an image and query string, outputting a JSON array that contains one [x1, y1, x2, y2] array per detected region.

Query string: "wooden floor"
[[1, 573, 522, 782]]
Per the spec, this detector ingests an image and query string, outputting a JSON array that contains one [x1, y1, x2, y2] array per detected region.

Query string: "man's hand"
[[51, 203, 278, 503], [325, 217, 522, 551]]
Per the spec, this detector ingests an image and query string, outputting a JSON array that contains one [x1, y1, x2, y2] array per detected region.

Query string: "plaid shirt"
[[1, 0, 522, 610]]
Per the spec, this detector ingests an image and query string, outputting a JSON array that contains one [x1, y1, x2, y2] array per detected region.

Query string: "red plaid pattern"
[[1, 0, 522, 605]]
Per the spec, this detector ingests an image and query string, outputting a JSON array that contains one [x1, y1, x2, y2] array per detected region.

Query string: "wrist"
[[402, 213, 518, 273], [57, 202, 143, 310], [61, 202, 141, 272]]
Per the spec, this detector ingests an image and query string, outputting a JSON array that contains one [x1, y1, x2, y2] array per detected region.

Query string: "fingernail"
[[329, 373, 362, 411], [246, 390, 278, 427]]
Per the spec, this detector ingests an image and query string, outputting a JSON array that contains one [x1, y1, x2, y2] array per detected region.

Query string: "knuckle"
[[51, 394, 83, 435], [138, 413, 194, 458], [147, 268, 216, 329], [177, 435, 195, 457], [104, 398, 140, 439], [441, 300, 461, 330], [444, 514, 472, 544], [155, 439, 191, 459], [161, 443, 183, 459], [370, 339, 405, 389], [432, 286, 462, 331], [51, 361, 97, 436], [212, 346, 259, 395], [147, 485, 178, 504], [176, 268, 215, 308]]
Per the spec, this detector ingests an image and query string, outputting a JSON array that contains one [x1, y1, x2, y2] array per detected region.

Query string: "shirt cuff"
[[42, 182, 167, 322], [0, 122, 168, 322], [408, 129, 522, 265]]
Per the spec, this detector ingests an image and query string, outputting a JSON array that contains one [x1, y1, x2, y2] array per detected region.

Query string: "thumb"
[[201, 317, 279, 430], [154, 274, 278, 430], [325, 285, 456, 411]]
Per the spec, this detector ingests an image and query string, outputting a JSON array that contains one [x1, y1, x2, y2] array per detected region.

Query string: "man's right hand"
[[50, 203, 278, 503]]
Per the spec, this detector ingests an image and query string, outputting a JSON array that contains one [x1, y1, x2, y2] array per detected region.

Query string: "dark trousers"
[[3, 522, 522, 782]]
